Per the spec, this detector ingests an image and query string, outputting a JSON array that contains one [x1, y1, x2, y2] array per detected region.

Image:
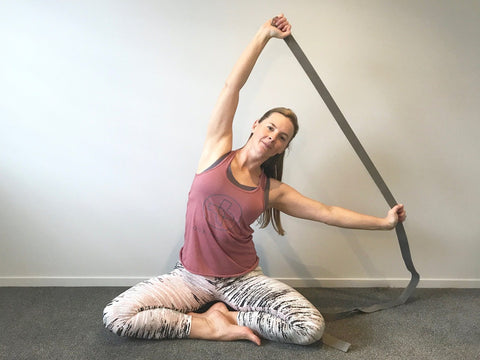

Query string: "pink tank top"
[[180, 151, 268, 277]]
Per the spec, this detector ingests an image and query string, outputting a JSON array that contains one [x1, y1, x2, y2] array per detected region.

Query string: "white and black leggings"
[[103, 262, 325, 345]]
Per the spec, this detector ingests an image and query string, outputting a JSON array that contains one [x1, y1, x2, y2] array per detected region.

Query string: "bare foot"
[[188, 302, 230, 318], [188, 303, 261, 345]]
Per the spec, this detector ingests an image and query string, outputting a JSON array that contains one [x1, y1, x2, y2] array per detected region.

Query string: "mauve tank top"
[[180, 151, 268, 277]]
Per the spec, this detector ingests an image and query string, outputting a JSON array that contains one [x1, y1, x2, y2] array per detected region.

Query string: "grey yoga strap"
[[282, 34, 420, 351]]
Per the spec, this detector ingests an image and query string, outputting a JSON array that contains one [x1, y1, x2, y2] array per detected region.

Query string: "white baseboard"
[[0, 276, 148, 287], [279, 278, 480, 288], [1, 276, 479, 288]]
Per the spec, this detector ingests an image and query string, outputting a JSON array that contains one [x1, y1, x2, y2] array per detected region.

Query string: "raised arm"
[[196, 15, 291, 173], [268, 179, 406, 231]]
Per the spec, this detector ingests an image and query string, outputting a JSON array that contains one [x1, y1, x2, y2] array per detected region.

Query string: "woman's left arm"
[[268, 179, 406, 230]]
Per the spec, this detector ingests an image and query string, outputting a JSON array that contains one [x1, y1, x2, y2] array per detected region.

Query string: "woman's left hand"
[[385, 204, 407, 229]]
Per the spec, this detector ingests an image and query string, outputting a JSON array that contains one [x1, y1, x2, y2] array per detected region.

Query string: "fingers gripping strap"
[[283, 34, 420, 344]]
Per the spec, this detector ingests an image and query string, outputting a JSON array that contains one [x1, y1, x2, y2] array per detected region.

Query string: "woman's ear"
[[251, 119, 260, 132]]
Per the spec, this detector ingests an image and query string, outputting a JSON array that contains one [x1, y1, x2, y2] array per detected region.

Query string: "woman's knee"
[[102, 295, 138, 336], [102, 300, 123, 334], [295, 315, 325, 345]]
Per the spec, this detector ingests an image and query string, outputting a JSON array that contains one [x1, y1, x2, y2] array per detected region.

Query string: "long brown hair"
[[256, 107, 299, 235]]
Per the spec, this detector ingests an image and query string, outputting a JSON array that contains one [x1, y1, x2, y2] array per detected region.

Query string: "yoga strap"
[[283, 34, 420, 351]]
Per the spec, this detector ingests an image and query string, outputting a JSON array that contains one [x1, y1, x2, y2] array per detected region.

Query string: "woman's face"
[[251, 112, 295, 157]]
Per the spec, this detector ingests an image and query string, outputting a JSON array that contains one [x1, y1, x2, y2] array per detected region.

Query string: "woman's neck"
[[235, 146, 265, 173], [231, 148, 264, 186]]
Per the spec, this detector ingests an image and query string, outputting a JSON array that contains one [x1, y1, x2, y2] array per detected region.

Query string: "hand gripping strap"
[[283, 35, 420, 350]]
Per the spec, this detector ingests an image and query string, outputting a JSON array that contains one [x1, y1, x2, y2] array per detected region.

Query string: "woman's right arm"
[[196, 15, 291, 173]]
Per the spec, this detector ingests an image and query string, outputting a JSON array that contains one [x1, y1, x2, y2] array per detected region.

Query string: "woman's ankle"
[[188, 309, 260, 345]]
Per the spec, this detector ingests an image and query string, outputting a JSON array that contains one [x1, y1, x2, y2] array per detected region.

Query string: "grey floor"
[[1, 287, 478, 360]]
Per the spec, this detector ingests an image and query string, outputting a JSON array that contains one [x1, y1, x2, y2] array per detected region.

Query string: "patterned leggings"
[[103, 262, 324, 345]]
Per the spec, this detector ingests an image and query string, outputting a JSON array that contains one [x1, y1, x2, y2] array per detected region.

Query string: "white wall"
[[1, 0, 479, 287]]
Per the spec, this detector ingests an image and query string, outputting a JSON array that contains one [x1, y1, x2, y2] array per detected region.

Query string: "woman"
[[103, 14, 406, 346]]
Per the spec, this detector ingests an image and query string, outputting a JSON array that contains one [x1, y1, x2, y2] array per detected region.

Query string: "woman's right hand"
[[264, 14, 291, 39]]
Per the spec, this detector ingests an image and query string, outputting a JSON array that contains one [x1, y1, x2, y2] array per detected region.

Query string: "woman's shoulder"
[[197, 151, 233, 174], [267, 179, 297, 201]]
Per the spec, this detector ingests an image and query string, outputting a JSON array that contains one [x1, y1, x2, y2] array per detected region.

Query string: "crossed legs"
[[103, 263, 324, 345]]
